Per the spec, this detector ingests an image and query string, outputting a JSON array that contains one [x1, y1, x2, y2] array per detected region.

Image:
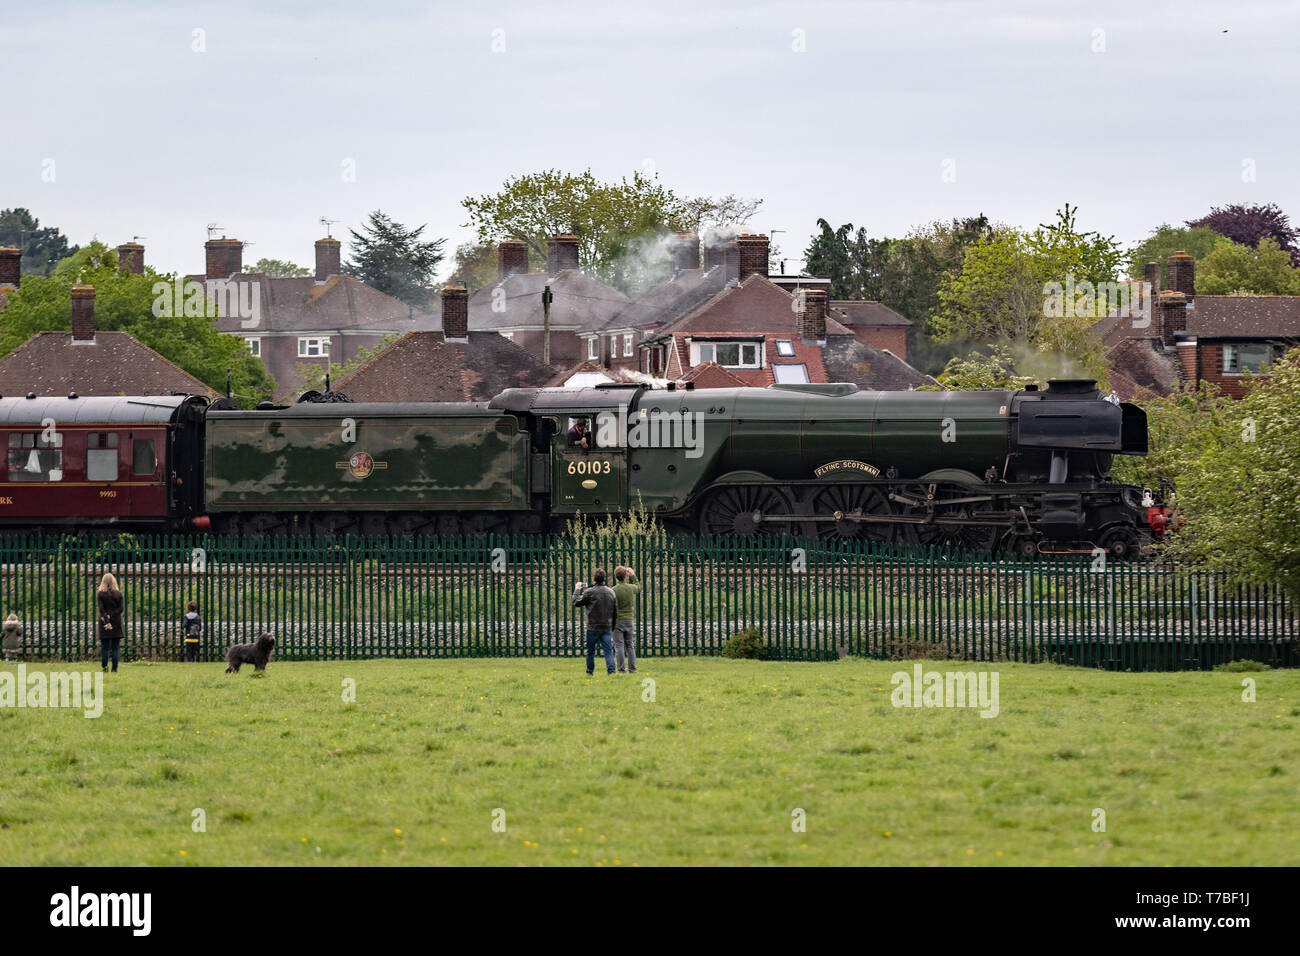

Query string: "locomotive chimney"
[[1158, 290, 1187, 347], [498, 239, 529, 280], [441, 285, 469, 342], [546, 234, 580, 275], [117, 242, 144, 275], [736, 234, 769, 283], [1167, 250, 1195, 300], [205, 238, 244, 280], [71, 284, 96, 343], [799, 287, 828, 342], [314, 237, 341, 282], [0, 246, 20, 290]]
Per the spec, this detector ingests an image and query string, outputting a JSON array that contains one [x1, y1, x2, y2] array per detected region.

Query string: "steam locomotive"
[[0, 379, 1170, 555]]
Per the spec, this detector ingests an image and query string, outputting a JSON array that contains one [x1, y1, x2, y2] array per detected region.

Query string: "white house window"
[[588, 337, 598, 360], [623, 333, 633, 357], [775, 339, 795, 357], [1222, 343, 1277, 375], [773, 363, 810, 384], [298, 337, 330, 358], [693, 341, 761, 368], [244, 337, 261, 356]]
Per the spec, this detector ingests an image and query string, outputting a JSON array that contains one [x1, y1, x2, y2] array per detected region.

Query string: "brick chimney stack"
[[205, 238, 244, 280], [1168, 250, 1195, 299], [117, 242, 145, 275], [0, 246, 20, 290], [703, 241, 725, 270], [1143, 260, 1160, 294], [441, 285, 469, 341], [314, 238, 341, 282], [736, 234, 769, 283], [723, 241, 739, 283], [498, 240, 529, 279], [547, 234, 580, 275], [670, 231, 700, 272], [71, 284, 96, 342], [799, 287, 828, 342], [1158, 290, 1187, 347]]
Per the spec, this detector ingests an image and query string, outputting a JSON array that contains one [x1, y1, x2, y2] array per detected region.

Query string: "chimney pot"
[[117, 242, 145, 275], [0, 246, 20, 289], [546, 234, 581, 275], [498, 239, 529, 280], [441, 285, 469, 341], [205, 238, 244, 280], [314, 237, 341, 282], [70, 284, 96, 342]]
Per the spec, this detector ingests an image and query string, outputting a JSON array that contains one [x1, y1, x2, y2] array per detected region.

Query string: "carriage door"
[[552, 415, 626, 514]]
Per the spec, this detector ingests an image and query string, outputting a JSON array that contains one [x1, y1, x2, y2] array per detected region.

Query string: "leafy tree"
[[461, 169, 761, 295], [1126, 225, 1224, 284], [0, 241, 275, 406], [917, 345, 1037, 391], [251, 257, 310, 277], [1187, 202, 1299, 265], [0, 208, 79, 276], [294, 333, 403, 394], [1156, 349, 1300, 601], [450, 242, 507, 292], [1194, 237, 1300, 295], [930, 205, 1120, 381], [1109, 382, 1237, 494], [345, 211, 445, 310]]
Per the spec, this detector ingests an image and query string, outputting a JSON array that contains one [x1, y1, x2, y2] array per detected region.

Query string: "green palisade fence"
[[0, 533, 1294, 671]]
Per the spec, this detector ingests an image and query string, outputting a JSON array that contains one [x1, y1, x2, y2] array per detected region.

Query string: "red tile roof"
[[0, 331, 214, 398]]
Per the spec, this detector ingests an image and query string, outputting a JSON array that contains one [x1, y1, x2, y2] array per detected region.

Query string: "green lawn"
[[0, 657, 1295, 866]]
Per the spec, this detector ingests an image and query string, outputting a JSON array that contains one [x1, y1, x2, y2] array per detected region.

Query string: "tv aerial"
[[320, 217, 339, 238]]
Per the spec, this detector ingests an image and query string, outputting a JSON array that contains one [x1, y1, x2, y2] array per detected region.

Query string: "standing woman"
[[97, 572, 124, 673]]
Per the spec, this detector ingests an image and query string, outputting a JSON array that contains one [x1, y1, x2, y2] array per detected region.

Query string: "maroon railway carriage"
[[0, 394, 207, 530]]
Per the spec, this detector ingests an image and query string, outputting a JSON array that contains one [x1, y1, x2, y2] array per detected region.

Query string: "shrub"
[[721, 627, 767, 660], [884, 636, 948, 661], [1213, 659, 1270, 672]]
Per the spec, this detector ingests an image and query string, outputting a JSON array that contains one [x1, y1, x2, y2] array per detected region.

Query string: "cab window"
[[7, 432, 64, 482], [87, 432, 119, 481]]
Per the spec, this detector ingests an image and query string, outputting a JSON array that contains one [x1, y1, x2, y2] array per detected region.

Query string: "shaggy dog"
[[225, 632, 276, 674]]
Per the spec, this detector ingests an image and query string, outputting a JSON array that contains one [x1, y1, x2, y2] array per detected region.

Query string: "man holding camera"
[[572, 569, 617, 675]]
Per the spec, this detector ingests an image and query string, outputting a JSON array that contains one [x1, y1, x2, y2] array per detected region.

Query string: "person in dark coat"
[[182, 601, 202, 663], [97, 572, 124, 673], [572, 569, 617, 675]]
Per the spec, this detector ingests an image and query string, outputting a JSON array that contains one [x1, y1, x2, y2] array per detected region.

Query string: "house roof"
[[678, 361, 750, 388], [1187, 296, 1300, 338], [820, 334, 936, 391], [334, 330, 557, 402], [0, 331, 214, 398], [647, 274, 853, 340], [208, 274, 437, 334], [598, 266, 728, 333], [468, 270, 629, 332], [1104, 338, 1180, 401], [830, 300, 912, 328]]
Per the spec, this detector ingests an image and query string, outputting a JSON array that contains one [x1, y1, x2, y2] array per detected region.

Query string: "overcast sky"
[[5, 0, 1296, 280]]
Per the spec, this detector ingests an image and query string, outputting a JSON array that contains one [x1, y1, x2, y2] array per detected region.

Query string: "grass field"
[[0, 657, 1296, 866]]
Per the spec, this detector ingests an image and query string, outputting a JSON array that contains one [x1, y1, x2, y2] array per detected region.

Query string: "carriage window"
[[87, 447, 118, 481], [133, 439, 157, 476], [7, 431, 63, 482]]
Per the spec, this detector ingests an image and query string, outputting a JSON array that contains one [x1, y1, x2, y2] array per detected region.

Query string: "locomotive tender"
[[0, 379, 1168, 555]]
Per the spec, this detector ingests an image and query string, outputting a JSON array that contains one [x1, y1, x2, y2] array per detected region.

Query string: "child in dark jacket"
[[182, 602, 202, 662]]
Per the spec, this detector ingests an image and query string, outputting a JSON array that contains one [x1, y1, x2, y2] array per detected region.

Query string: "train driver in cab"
[[567, 417, 591, 449]]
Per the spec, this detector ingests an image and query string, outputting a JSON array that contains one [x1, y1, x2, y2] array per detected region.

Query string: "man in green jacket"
[[612, 566, 640, 674]]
